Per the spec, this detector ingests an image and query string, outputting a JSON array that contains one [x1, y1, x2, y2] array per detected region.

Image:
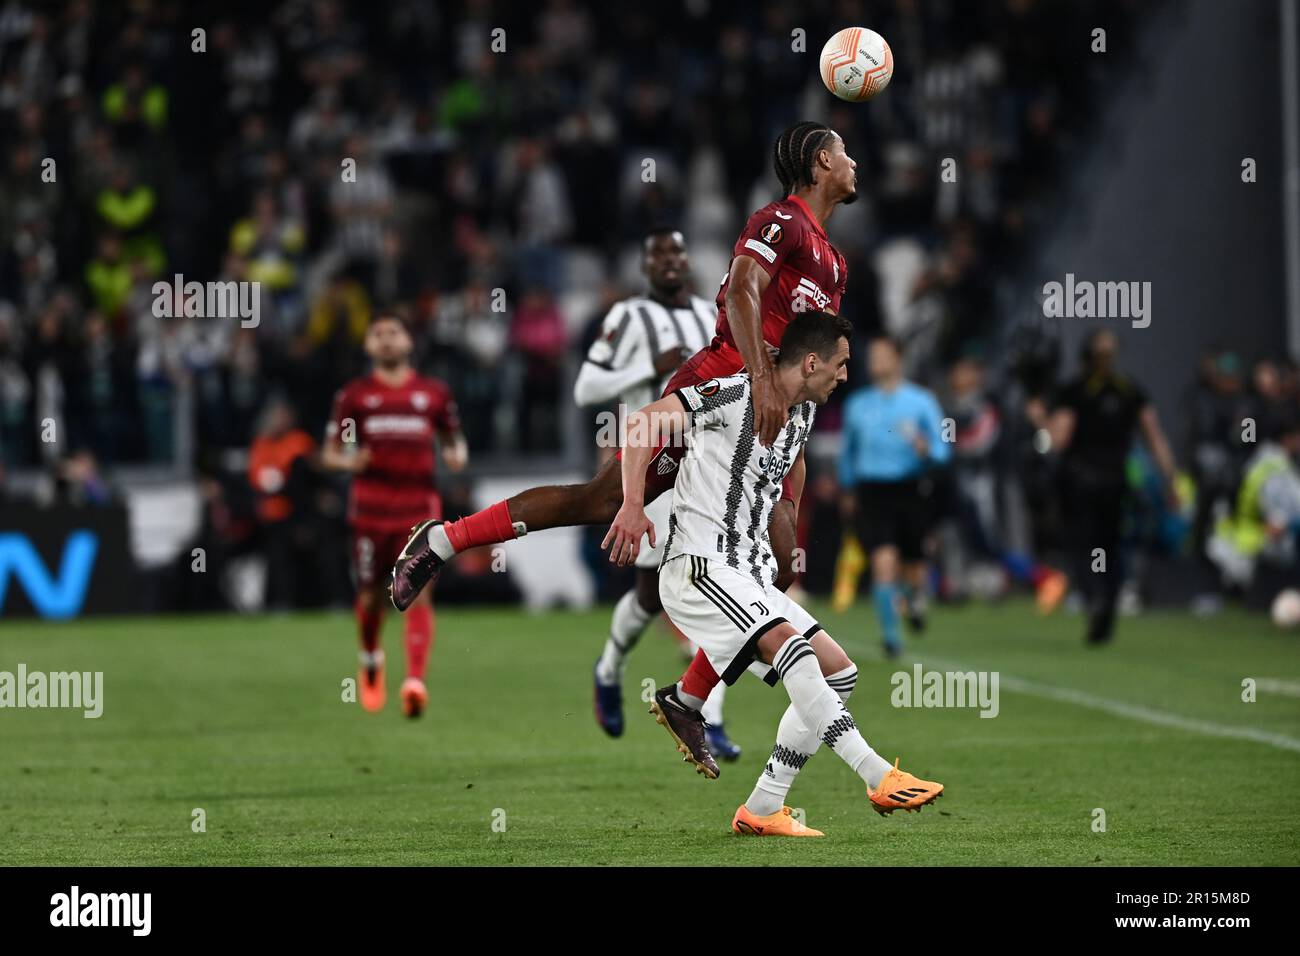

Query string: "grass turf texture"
[[1, 599, 1297, 866]]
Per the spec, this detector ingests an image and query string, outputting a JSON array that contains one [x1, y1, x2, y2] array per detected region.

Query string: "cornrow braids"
[[772, 121, 835, 196]]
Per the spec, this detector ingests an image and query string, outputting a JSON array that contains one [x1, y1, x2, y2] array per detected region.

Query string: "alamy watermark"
[[0, 664, 103, 718], [890, 663, 999, 718], [1041, 273, 1150, 328], [152, 274, 260, 328]]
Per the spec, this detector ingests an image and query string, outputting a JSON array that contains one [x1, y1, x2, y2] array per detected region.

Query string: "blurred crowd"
[[22, 0, 1293, 616], [0, 0, 1136, 475]]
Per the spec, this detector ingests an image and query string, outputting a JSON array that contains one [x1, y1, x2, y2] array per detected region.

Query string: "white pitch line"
[[912, 654, 1300, 755], [1256, 678, 1300, 698]]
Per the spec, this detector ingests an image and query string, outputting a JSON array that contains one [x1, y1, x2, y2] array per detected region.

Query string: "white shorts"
[[658, 554, 823, 686], [636, 489, 673, 570]]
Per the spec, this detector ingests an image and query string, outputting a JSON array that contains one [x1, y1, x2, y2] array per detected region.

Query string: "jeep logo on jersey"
[[695, 380, 721, 397], [756, 451, 789, 479], [760, 222, 783, 245]]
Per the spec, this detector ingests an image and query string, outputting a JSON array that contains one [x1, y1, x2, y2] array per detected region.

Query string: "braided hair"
[[772, 122, 836, 196]]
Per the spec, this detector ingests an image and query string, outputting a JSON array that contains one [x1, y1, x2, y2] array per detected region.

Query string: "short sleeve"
[[585, 302, 645, 370], [673, 377, 749, 429], [432, 381, 461, 433], [734, 209, 796, 279]]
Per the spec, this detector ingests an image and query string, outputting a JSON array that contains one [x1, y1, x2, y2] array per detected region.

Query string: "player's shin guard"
[[356, 600, 383, 655], [775, 638, 891, 789], [438, 500, 523, 558], [747, 664, 857, 816], [679, 648, 720, 703], [595, 591, 652, 685], [872, 582, 902, 653], [403, 603, 433, 680]]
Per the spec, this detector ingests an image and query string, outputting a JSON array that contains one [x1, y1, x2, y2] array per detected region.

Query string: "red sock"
[[443, 499, 518, 553], [404, 603, 434, 680], [356, 600, 383, 654], [679, 648, 720, 701]]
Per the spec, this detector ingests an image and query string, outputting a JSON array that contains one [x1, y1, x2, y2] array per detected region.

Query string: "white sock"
[[747, 663, 857, 816], [674, 682, 706, 711], [595, 591, 652, 685], [427, 523, 455, 560], [772, 636, 892, 790], [359, 648, 385, 670], [700, 681, 726, 727]]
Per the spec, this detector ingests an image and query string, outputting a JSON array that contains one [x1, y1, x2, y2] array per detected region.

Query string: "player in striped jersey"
[[392, 122, 857, 720], [608, 313, 944, 835], [573, 229, 738, 756]]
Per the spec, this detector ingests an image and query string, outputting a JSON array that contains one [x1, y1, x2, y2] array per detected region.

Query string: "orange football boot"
[[1036, 570, 1068, 615], [732, 805, 824, 837], [359, 659, 386, 713], [400, 677, 428, 718], [869, 758, 944, 815]]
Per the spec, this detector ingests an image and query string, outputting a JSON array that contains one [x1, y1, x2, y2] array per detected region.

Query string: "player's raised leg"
[[391, 455, 627, 610]]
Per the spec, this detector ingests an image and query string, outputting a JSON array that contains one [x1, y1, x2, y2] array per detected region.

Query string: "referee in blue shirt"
[[839, 336, 951, 655]]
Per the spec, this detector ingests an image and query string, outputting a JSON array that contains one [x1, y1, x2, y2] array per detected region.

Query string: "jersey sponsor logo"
[[695, 379, 721, 397], [760, 222, 784, 245], [363, 415, 429, 436], [793, 276, 831, 311], [756, 450, 790, 479], [743, 238, 776, 263]]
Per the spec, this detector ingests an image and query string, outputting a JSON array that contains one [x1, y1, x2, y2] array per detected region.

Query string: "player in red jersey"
[[391, 122, 856, 768], [323, 314, 467, 718]]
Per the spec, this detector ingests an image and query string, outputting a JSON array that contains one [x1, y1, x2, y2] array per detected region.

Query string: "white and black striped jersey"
[[660, 373, 815, 587], [573, 294, 715, 411]]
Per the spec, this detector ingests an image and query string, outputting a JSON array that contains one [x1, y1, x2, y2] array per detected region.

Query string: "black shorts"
[[853, 479, 933, 561]]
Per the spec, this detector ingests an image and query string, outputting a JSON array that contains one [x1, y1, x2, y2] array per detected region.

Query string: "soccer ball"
[[1270, 588, 1300, 629], [819, 27, 894, 102]]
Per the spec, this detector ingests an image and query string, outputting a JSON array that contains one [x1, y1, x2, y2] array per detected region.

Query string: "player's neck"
[[649, 287, 689, 309], [793, 186, 839, 228], [373, 364, 413, 387], [775, 367, 805, 409]]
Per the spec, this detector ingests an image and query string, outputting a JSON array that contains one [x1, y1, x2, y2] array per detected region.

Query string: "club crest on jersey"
[[760, 222, 784, 245], [411, 392, 429, 411], [695, 379, 721, 397], [656, 454, 677, 476], [363, 394, 383, 408]]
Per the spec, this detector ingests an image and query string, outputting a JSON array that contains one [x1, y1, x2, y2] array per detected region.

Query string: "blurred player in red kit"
[[322, 314, 467, 717]]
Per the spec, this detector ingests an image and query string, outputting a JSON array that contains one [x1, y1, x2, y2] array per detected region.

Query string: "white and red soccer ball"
[[819, 27, 893, 102]]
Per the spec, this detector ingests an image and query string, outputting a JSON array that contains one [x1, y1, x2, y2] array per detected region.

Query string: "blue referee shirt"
[[839, 381, 951, 485]]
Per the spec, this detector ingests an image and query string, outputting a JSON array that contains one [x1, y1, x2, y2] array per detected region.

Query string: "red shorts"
[[350, 501, 443, 589], [644, 344, 796, 506]]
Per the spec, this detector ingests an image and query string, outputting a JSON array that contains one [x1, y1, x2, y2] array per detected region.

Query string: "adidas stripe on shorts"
[[658, 553, 823, 686]]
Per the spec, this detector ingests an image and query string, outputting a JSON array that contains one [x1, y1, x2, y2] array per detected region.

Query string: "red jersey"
[[713, 193, 848, 363], [327, 371, 459, 531]]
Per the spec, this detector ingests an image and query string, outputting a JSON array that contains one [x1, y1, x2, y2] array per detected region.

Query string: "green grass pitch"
[[2, 598, 1298, 866]]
